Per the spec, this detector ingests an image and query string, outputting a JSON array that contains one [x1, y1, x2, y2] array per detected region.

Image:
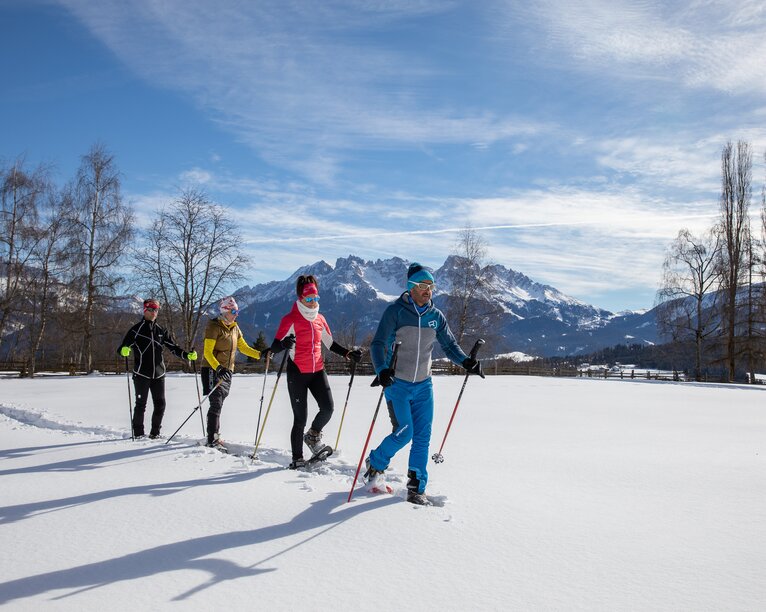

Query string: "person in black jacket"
[[118, 298, 197, 438]]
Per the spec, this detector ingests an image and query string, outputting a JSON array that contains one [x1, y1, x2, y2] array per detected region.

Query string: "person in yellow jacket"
[[201, 296, 261, 451]]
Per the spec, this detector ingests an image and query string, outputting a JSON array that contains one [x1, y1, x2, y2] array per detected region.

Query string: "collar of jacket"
[[398, 291, 432, 314]]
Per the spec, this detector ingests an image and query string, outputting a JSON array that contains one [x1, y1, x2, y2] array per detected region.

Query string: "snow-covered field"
[[1, 372, 764, 611]]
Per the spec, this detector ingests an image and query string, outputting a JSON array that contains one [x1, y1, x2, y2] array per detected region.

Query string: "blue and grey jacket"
[[370, 292, 468, 383]]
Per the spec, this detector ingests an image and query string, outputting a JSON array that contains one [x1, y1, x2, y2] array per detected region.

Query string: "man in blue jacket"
[[366, 263, 484, 505]]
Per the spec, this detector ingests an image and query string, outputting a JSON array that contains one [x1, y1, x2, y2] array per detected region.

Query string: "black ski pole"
[[192, 358, 205, 437], [431, 338, 485, 464], [347, 342, 400, 503], [334, 358, 357, 450], [251, 338, 292, 460], [124, 356, 134, 441], [250, 351, 271, 460], [165, 378, 224, 445]]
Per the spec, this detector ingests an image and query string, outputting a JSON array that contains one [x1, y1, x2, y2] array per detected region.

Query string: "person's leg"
[[148, 377, 167, 437], [368, 380, 415, 471], [307, 369, 334, 433], [132, 376, 151, 437], [406, 378, 434, 494], [206, 369, 231, 444], [286, 361, 309, 460]]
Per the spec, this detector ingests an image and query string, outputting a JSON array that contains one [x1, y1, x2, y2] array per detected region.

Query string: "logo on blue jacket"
[[428, 320, 437, 329]]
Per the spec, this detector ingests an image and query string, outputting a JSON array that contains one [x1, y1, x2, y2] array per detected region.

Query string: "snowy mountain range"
[[231, 255, 658, 358]]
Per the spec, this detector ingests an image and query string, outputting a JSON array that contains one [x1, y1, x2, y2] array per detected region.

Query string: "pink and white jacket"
[[274, 301, 336, 374]]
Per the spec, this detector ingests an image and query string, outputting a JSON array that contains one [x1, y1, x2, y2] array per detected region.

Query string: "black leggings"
[[286, 360, 334, 459], [201, 366, 232, 443], [132, 376, 166, 437]]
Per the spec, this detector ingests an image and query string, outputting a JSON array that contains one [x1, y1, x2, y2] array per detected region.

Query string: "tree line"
[[0, 143, 249, 375], [657, 140, 766, 382]]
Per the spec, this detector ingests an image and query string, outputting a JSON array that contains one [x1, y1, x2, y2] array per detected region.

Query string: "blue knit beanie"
[[407, 262, 435, 286]]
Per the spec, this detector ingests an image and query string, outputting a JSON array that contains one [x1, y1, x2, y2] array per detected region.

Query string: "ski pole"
[[165, 378, 224, 445], [124, 356, 134, 441], [251, 339, 292, 460], [192, 358, 205, 437], [334, 359, 357, 450], [347, 342, 400, 503], [431, 338, 485, 464], [250, 351, 271, 460]]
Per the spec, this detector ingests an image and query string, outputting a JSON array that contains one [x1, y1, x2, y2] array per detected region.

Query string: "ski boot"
[[304, 429, 333, 463], [206, 434, 228, 453], [364, 457, 392, 494], [406, 470, 432, 506]]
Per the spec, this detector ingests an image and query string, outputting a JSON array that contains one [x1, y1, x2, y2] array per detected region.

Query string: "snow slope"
[[1, 373, 764, 610]]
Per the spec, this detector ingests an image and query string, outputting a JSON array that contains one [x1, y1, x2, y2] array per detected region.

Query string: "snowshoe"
[[364, 456, 393, 494], [307, 445, 333, 465], [205, 435, 228, 453], [288, 459, 308, 470]]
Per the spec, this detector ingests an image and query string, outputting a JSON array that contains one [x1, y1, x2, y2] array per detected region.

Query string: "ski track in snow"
[[0, 402, 451, 510]]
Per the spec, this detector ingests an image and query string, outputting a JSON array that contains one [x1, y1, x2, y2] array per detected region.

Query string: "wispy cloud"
[[55, 0, 549, 184], [502, 1, 766, 95]]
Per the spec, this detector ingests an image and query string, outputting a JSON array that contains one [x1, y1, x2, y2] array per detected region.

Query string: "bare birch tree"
[[717, 140, 752, 381], [656, 227, 722, 381], [134, 188, 248, 349], [444, 227, 501, 348], [0, 158, 46, 354], [68, 144, 134, 372]]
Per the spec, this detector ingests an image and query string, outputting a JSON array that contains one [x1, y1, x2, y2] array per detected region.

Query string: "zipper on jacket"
[[413, 310, 423, 382]]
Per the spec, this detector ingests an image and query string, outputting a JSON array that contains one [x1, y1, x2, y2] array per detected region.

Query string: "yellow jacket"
[[203, 317, 260, 371]]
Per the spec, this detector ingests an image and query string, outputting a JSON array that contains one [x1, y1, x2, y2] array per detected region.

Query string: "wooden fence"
[[0, 359, 727, 383]]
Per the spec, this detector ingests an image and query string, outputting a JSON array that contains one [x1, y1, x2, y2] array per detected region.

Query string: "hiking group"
[[118, 263, 484, 505]]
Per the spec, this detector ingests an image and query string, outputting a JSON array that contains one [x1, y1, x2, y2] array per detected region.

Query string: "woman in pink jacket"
[[268, 275, 361, 469]]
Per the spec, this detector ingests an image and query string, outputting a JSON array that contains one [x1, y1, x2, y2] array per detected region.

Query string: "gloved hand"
[[215, 365, 232, 383], [280, 335, 296, 350], [346, 349, 362, 364], [260, 347, 272, 361], [462, 357, 485, 379], [120, 346, 131, 357], [185, 350, 198, 361], [371, 368, 395, 387]]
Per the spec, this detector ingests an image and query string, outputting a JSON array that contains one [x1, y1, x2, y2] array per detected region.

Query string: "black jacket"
[[119, 319, 188, 379]]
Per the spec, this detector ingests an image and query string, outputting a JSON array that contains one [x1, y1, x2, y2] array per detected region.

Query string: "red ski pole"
[[347, 342, 400, 503], [431, 338, 485, 464]]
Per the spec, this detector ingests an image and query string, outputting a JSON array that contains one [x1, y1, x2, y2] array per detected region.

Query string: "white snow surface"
[[1, 373, 764, 611]]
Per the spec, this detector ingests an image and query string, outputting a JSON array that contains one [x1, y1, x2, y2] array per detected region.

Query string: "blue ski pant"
[[369, 377, 433, 493]]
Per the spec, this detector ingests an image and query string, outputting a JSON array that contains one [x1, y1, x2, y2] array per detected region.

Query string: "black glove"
[[371, 368, 395, 387], [215, 365, 232, 383], [280, 335, 296, 350], [462, 357, 485, 379], [346, 349, 362, 364], [260, 347, 272, 361]]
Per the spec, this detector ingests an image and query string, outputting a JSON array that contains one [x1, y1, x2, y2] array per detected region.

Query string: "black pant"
[[286, 360, 334, 459], [201, 366, 232, 443], [132, 376, 166, 437]]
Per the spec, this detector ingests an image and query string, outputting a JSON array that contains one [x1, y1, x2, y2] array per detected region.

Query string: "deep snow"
[[1, 372, 764, 611]]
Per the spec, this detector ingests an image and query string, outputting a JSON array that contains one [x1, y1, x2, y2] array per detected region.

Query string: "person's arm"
[[370, 306, 398, 374], [118, 323, 138, 354], [237, 335, 261, 360], [203, 338, 220, 369], [161, 327, 189, 360]]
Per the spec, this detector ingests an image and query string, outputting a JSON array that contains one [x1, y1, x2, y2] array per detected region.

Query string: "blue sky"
[[2, 1, 766, 312]]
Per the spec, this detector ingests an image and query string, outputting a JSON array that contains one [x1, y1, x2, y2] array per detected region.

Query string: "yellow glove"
[[186, 350, 198, 361], [120, 346, 131, 357]]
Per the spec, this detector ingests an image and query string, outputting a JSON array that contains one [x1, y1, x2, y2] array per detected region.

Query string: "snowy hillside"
[[1, 373, 764, 610]]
